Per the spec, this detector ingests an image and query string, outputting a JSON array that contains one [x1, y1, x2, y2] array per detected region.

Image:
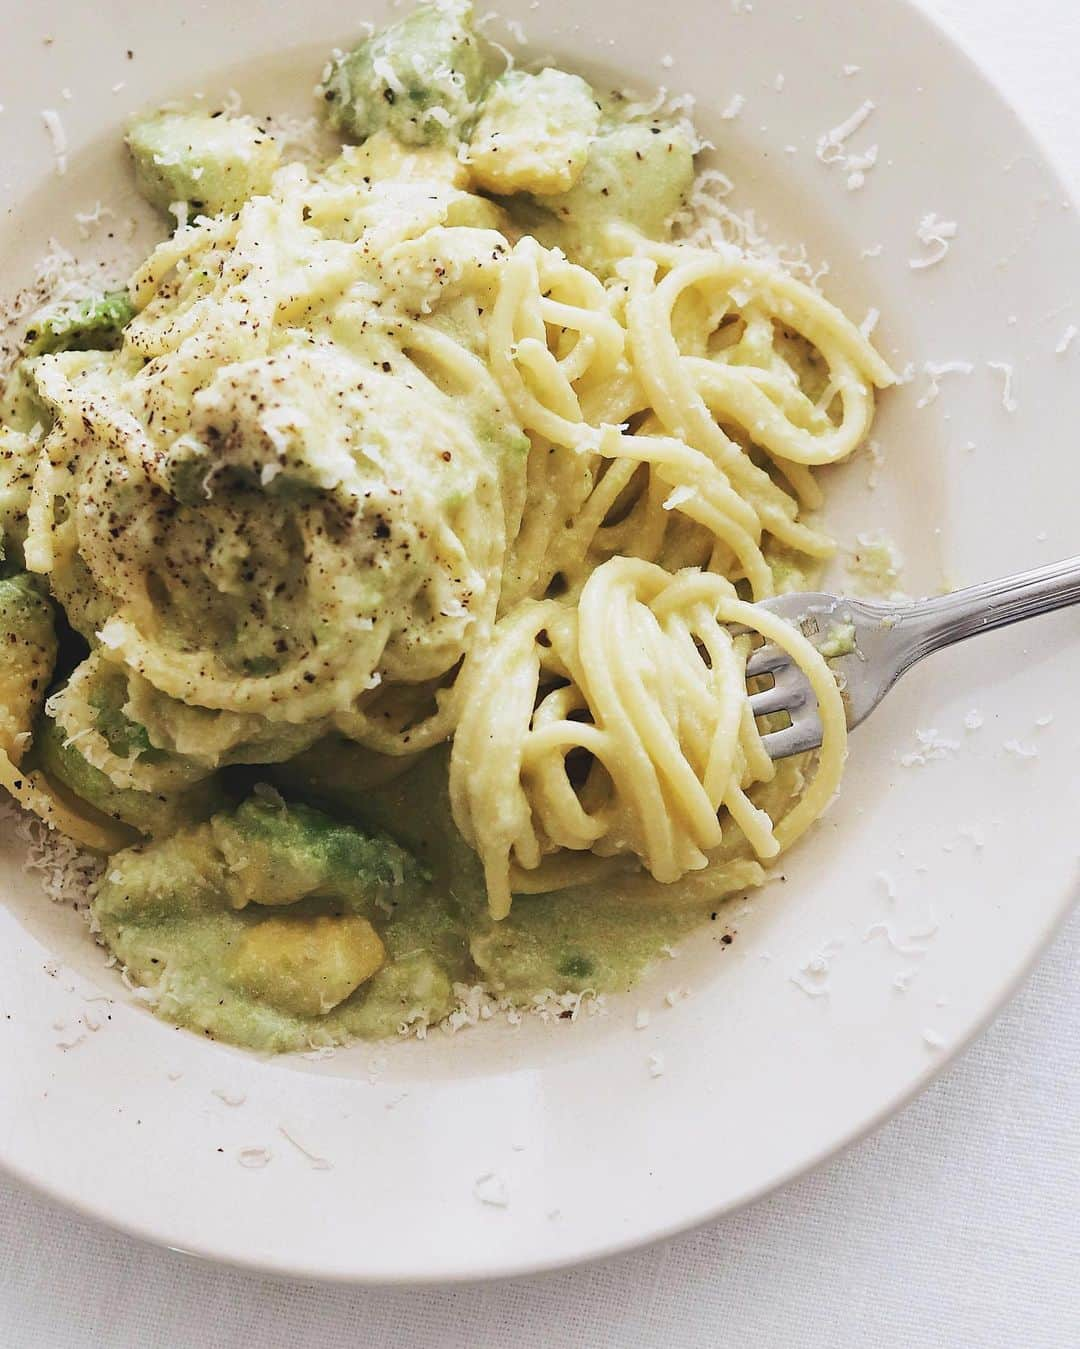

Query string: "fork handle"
[[886, 554, 1080, 667]]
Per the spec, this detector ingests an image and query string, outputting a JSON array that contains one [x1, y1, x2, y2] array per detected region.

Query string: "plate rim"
[[0, 0, 1077, 1285]]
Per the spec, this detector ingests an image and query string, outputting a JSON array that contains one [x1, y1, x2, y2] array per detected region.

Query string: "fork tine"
[[745, 643, 789, 679], [749, 684, 806, 717], [760, 712, 824, 759]]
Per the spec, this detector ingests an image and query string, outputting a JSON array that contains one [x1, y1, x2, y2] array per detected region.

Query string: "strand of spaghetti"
[[333, 674, 462, 756], [97, 534, 391, 722], [592, 428, 774, 596], [687, 354, 872, 467], [771, 458, 824, 511], [577, 559, 725, 874], [513, 338, 582, 421], [128, 214, 239, 308], [448, 600, 559, 917], [651, 255, 885, 463], [630, 232, 895, 387], [489, 253, 590, 445], [651, 572, 847, 847], [0, 749, 134, 853], [621, 257, 829, 555]]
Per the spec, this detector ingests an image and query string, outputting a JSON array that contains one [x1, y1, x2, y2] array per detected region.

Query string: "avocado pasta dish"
[[0, 2, 893, 1051]]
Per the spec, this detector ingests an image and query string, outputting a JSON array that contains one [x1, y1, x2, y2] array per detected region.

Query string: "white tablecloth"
[[1, 2, 1078, 1344]]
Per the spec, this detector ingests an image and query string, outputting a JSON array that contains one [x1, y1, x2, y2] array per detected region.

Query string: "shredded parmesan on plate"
[[0, 801, 105, 911], [899, 728, 960, 767], [473, 1171, 509, 1207], [437, 982, 606, 1035], [909, 213, 958, 270], [815, 100, 876, 191], [1055, 323, 1077, 354], [41, 108, 68, 175], [915, 360, 974, 409], [278, 1125, 332, 1170], [672, 169, 827, 285], [789, 940, 843, 998], [864, 922, 930, 957], [987, 360, 1018, 412]]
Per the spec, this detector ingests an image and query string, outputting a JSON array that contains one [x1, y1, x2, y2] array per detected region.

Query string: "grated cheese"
[[474, 1171, 509, 1207], [987, 360, 1018, 412], [862, 437, 885, 490], [720, 93, 746, 120], [789, 940, 842, 998], [815, 100, 876, 185], [864, 922, 930, 957], [909, 213, 958, 270], [647, 1051, 665, 1078], [1055, 323, 1077, 355], [41, 108, 68, 175], [73, 201, 116, 240], [915, 359, 974, 409], [438, 981, 606, 1035], [0, 800, 105, 912], [899, 727, 960, 767], [278, 1125, 332, 1170]]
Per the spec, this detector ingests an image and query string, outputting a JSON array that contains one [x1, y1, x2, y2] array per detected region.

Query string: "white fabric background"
[[1, 1, 1078, 1344]]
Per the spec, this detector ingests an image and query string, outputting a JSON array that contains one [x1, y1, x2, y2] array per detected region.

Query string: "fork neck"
[[886, 554, 1080, 667]]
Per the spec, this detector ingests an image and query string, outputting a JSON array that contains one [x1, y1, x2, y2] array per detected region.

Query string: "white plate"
[[0, 0, 1077, 1285]]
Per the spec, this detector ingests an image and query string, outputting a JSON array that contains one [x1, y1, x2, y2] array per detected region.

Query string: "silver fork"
[[747, 555, 1080, 759]]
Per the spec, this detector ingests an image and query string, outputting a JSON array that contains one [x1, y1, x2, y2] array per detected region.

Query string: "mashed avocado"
[[91, 758, 701, 1050]]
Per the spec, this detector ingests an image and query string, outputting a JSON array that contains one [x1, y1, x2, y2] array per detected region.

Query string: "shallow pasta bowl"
[[0, 0, 1077, 1284]]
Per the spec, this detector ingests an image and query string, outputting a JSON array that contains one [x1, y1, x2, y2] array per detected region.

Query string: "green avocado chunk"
[[530, 122, 695, 273], [126, 110, 281, 215], [91, 795, 462, 1050], [21, 290, 134, 358], [322, 0, 487, 146], [209, 795, 426, 910], [34, 716, 225, 838], [0, 292, 135, 444]]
